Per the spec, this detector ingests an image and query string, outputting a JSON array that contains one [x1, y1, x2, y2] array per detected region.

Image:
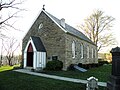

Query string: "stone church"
[[22, 8, 98, 70]]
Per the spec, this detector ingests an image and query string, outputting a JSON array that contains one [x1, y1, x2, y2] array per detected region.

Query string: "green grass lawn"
[[0, 71, 86, 90], [0, 65, 20, 72], [44, 64, 112, 82], [0, 66, 13, 72], [0, 65, 110, 90]]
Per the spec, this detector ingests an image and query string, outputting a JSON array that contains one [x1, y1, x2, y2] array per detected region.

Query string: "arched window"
[[95, 49, 97, 58], [38, 23, 43, 32], [92, 48, 94, 58], [81, 43, 84, 59], [72, 41, 75, 58], [87, 46, 89, 58], [39, 23, 43, 29]]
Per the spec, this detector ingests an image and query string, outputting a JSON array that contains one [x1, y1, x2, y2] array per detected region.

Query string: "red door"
[[27, 43, 33, 67]]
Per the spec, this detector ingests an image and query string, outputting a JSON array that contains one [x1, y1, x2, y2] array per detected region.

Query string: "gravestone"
[[74, 65, 87, 72], [107, 47, 120, 90], [86, 76, 98, 90]]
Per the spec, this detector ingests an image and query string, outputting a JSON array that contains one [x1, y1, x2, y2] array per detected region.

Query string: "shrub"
[[67, 64, 75, 70], [82, 64, 90, 69], [13, 66, 22, 70], [98, 60, 109, 66], [78, 63, 99, 69], [92, 63, 99, 67], [78, 63, 89, 69], [45, 60, 63, 71], [78, 63, 82, 67]]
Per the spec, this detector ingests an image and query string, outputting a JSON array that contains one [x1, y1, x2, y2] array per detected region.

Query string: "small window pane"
[[81, 43, 84, 59], [87, 46, 89, 58], [72, 41, 75, 58], [92, 48, 94, 58], [38, 23, 43, 30]]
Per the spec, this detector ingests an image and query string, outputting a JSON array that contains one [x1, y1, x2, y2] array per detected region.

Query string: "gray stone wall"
[[22, 11, 66, 69], [64, 33, 98, 69]]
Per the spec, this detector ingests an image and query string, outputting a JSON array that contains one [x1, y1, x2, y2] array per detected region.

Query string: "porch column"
[[33, 51, 37, 69], [23, 52, 27, 68]]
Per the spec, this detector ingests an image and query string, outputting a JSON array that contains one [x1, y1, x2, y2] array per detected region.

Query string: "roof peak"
[[42, 11, 95, 45]]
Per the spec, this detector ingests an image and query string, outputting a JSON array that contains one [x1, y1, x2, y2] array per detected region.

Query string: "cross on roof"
[[42, 5, 45, 10]]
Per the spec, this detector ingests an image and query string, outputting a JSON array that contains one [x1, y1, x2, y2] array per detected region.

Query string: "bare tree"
[[0, 0, 24, 32], [0, 34, 8, 66], [79, 10, 117, 51], [3, 37, 20, 66], [0, 0, 24, 66]]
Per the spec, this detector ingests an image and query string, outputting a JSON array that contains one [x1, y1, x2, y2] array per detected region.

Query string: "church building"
[[22, 8, 98, 70]]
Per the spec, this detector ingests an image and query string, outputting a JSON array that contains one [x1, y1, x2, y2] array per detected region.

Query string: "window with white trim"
[[87, 46, 89, 58], [92, 48, 94, 58], [38, 23, 43, 32], [72, 41, 75, 58], [81, 43, 84, 59], [95, 49, 97, 58]]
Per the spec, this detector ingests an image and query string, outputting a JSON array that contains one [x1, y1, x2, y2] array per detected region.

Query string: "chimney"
[[60, 18, 65, 28]]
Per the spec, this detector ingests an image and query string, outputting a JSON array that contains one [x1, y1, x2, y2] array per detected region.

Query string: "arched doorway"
[[27, 43, 33, 67], [24, 36, 46, 69]]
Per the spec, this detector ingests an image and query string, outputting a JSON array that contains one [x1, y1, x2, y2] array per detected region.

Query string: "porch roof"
[[31, 36, 46, 52]]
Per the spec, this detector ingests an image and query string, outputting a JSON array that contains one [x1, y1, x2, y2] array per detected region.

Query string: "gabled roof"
[[31, 36, 46, 52], [42, 10, 95, 45]]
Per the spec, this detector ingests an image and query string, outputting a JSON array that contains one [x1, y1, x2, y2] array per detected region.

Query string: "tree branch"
[[0, 0, 24, 11], [79, 9, 116, 51]]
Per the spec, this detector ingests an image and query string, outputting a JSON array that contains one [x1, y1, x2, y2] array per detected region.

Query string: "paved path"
[[14, 69, 107, 87]]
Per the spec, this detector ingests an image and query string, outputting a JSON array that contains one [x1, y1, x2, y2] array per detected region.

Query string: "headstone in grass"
[[86, 76, 98, 90], [74, 65, 87, 72], [107, 47, 120, 90]]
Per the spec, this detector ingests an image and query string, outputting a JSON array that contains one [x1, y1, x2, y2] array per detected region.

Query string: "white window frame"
[[81, 43, 84, 59], [72, 41, 75, 58], [95, 49, 97, 58], [38, 23, 43, 32], [92, 48, 94, 58], [87, 46, 89, 58]]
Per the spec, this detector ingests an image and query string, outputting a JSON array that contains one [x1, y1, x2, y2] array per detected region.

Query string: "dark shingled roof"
[[43, 10, 95, 45], [31, 36, 46, 52]]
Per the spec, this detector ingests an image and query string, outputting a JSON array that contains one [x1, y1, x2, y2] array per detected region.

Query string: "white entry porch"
[[24, 36, 46, 69]]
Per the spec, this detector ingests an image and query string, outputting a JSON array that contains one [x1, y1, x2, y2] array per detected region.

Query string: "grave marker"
[[107, 47, 120, 90], [86, 76, 98, 90]]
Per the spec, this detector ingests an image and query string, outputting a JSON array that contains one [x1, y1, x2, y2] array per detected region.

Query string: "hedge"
[[45, 60, 63, 71]]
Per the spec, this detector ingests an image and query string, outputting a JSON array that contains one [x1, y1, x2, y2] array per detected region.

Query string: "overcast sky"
[[1, 0, 120, 53]]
